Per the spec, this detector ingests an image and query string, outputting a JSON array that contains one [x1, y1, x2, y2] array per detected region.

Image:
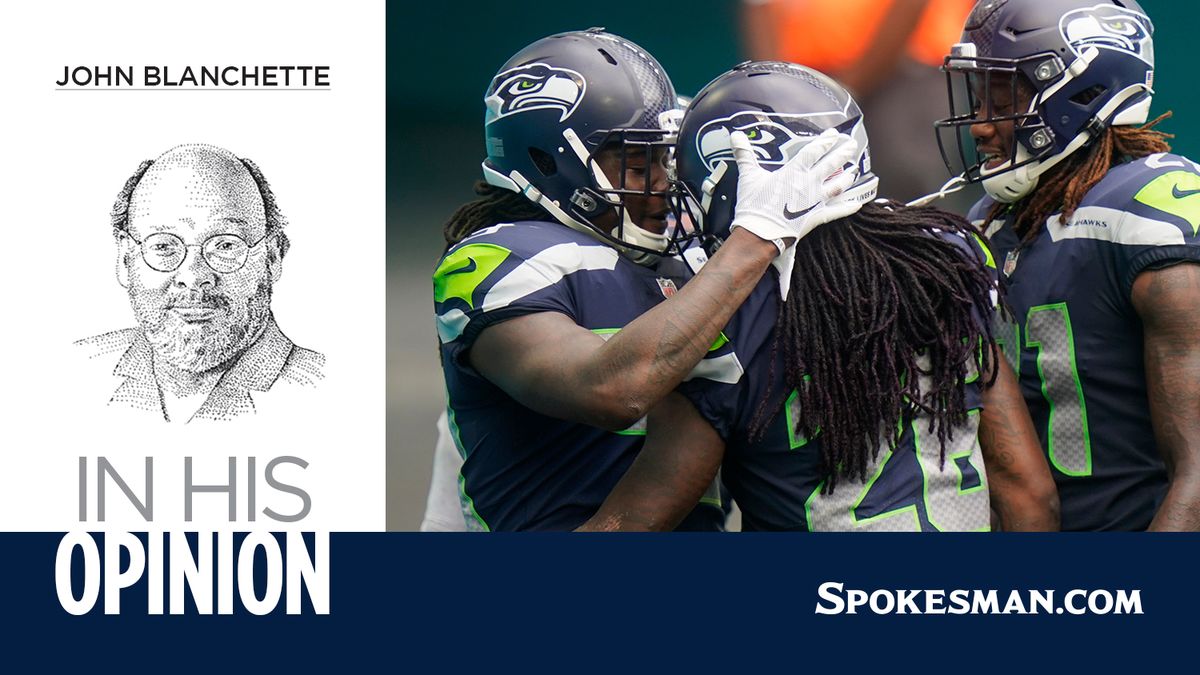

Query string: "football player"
[[934, 0, 1199, 530], [580, 62, 1058, 532], [433, 30, 864, 530]]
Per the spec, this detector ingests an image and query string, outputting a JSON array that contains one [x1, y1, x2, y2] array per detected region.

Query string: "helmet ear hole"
[[1070, 85, 1108, 106], [528, 147, 558, 177]]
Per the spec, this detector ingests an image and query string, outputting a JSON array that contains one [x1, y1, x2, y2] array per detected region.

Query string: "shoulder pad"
[[433, 222, 621, 344], [450, 220, 595, 257], [1077, 154, 1200, 240], [1083, 153, 1200, 210]]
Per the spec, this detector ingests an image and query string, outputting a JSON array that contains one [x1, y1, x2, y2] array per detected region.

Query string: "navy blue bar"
[[2, 533, 1193, 669]]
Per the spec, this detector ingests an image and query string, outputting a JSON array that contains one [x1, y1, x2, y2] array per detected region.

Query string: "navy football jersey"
[[434, 220, 725, 531], [678, 231, 993, 531], [973, 153, 1200, 531]]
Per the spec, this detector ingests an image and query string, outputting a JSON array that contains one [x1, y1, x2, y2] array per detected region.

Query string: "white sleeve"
[[419, 410, 470, 532]]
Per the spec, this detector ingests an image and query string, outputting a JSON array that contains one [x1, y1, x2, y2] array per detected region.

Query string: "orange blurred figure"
[[742, 0, 974, 203]]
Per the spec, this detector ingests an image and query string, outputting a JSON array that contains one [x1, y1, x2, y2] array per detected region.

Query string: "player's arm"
[[470, 228, 773, 430], [577, 392, 726, 531], [978, 347, 1060, 531], [1132, 262, 1200, 531], [472, 131, 863, 430]]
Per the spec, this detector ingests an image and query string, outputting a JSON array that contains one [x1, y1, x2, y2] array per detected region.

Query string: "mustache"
[[164, 291, 231, 310]]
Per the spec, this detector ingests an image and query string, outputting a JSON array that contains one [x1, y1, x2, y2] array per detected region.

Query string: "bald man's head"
[[128, 145, 268, 241], [110, 144, 289, 373], [111, 145, 288, 249]]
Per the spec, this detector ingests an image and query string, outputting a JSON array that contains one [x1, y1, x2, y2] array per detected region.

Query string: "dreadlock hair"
[[987, 112, 1174, 243], [442, 180, 551, 252], [748, 201, 998, 493]]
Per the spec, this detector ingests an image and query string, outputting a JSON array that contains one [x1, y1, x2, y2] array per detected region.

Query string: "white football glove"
[[728, 127, 863, 244], [727, 127, 868, 300]]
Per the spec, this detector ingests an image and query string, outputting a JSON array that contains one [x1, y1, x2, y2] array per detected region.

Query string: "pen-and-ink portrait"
[[76, 144, 324, 423]]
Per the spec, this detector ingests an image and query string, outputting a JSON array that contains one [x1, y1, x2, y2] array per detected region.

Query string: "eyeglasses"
[[127, 231, 273, 273]]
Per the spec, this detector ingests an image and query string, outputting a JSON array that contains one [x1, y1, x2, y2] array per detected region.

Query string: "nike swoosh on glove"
[[726, 127, 868, 299]]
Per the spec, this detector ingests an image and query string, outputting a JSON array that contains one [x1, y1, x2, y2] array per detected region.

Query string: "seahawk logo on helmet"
[[1060, 5, 1153, 64], [696, 112, 849, 173], [934, 0, 1157, 204], [485, 63, 587, 123]]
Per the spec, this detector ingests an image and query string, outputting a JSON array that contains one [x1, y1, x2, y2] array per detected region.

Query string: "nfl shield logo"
[[1003, 250, 1019, 277], [656, 277, 678, 298]]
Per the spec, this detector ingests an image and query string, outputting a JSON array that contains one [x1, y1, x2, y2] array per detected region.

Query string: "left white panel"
[[0, 1, 386, 531]]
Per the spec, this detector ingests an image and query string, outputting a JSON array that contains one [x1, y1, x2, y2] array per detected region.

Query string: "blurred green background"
[[386, 0, 1198, 530]]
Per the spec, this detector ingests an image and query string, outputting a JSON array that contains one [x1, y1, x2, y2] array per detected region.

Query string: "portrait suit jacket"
[[75, 314, 324, 422]]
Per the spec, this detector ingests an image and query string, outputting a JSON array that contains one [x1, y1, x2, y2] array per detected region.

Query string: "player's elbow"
[[592, 398, 649, 432], [509, 377, 646, 431], [990, 472, 1060, 531], [585, 383, 650, 431], [1016, 477, 1061, 531], [1035, 483, 1061, 530]]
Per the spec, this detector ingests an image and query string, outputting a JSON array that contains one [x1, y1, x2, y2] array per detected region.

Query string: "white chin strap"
[[907, 174, 969, 207], [914, 92, 1153, 206], [482, 160, 589, 231], [565, 128, 669, 266], [981, 85, 1147, 204], [980, 46, 1150, 203], [905, 146, 1066, 206], [480, 137, 670, 267], [981, 144, 1044, 203], [617, 220, 669, 264]]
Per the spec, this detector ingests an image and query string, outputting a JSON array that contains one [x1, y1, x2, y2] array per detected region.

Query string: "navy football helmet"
[[675, 61, 878, 250], [481, 28, 682, 264], [935, 0, 1155, 202]]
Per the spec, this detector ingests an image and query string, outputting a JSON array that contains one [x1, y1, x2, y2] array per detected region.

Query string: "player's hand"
[[727, 127, 863, 246]]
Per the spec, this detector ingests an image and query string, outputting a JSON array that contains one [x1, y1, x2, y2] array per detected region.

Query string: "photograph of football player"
[[581, 62, 1059, 532], [432, 29, 864, 530], [935, 0, 1200, 530]]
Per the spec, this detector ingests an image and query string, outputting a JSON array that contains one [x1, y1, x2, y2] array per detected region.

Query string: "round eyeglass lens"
[[140, 232, 187, 272], [203, 234, 251, 273]]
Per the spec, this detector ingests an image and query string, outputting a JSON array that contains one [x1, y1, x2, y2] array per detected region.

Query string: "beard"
[[131, 281, 273, 374]]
